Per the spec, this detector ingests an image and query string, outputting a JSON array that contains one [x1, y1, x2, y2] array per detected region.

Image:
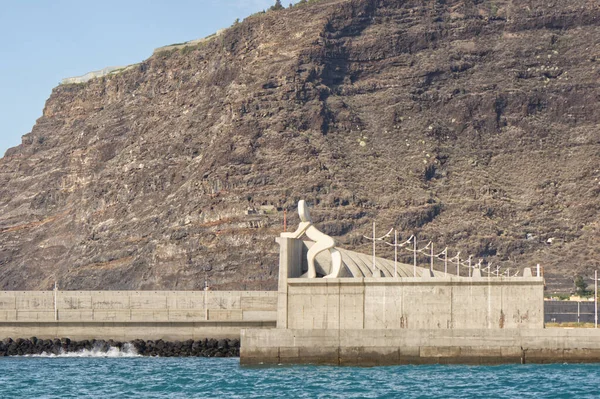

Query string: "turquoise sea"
[[1, 355, 600, 398]]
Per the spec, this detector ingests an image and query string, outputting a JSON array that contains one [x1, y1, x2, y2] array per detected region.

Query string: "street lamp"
[[593, 270, 598, 329], [384, 232, 414, 277], [363, 222, 393, 277]]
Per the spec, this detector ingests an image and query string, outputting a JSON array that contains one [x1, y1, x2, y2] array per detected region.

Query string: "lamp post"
[[432, 247, 449, 275], [385, 233, 414, 278], [203, 266, 210, 321], [363, 222, 393, 277], [452, 252, 461, 277], [443, 248, 448, 275], [595, 270, 598, 329], [430, 243, 434, 273], [394, 230, 397, 277], [413, 235, 417, 277], [468, 255, 473, 277], [53, 281, 58, 321]]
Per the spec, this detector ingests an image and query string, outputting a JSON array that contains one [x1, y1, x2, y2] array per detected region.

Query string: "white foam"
[[26, 343, 141, 358]]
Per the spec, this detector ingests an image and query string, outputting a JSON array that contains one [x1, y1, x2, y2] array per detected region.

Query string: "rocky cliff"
[[1, 0, 599, 292]]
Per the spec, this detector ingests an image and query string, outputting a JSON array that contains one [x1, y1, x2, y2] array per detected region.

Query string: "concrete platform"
[[0, 320, 276, 341], [241, 328, 600, 366]]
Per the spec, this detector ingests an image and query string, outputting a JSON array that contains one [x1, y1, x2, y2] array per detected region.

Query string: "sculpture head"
[[298, 200, 312, 223]]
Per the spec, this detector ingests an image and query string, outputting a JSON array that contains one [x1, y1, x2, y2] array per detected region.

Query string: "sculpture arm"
[[280, 222, 311, 238]]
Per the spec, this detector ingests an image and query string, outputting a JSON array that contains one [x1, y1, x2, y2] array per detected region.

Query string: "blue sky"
[[0, 0, 296, 157]]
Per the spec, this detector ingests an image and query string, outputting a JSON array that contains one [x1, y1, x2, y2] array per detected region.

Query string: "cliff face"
[[1, 0, 599, 292]]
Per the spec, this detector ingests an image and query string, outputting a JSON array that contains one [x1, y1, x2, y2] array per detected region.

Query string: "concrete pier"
[[280, 277, 544, 330], [240, 235, 591, 366], [1, 320, 274, 341], [241, 328, 600, 365]]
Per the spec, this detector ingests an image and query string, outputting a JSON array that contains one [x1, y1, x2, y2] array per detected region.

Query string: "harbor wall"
[[0, 291, 277, 340], [241, 328, 600, 365], [276, 237, 545, 331], [241, 236, 553, 365], [0, 290, 277, 322], [282, 277, 544, 330], [1, 320, 274, 341]]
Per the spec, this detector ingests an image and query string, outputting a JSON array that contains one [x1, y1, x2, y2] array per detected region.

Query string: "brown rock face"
[[0, 0, 599, 292]]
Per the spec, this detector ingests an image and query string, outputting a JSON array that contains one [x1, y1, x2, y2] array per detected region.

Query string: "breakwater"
[[0, 290, 277, 323], [0, 290, 276, 341], [242, 328, 600, 365], [0, 337, 240, 357]]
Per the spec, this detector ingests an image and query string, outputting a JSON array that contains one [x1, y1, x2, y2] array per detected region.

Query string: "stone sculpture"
[[281, 200, 342, 278]]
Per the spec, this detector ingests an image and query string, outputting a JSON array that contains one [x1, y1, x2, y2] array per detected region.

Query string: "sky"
[[0, 0, 296, 157]]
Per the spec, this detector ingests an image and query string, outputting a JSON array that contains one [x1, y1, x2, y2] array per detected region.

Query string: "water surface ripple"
[[1, 357, 599, 398]]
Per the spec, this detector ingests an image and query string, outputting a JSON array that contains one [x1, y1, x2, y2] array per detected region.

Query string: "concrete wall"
[[0, 291, 277, 323], [0, 320, 275, 341], [282, 277, 544, 330], [276, 237, 544, 331], [241, 328, 600, 366], [152, 29, 225, 54], [242, 236, 549, 365], [61, 66, 125, 85]]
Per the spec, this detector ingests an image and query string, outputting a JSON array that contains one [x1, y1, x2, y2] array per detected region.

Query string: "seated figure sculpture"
[[281, 200, 342, 278]]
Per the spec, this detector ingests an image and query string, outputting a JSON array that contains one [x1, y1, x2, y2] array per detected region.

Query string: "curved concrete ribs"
[[337, 248, 428, 278], [282, 200, 433, 278]]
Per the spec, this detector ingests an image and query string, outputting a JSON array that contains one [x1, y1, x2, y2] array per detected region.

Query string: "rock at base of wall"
[[0, 337, 240, 357]]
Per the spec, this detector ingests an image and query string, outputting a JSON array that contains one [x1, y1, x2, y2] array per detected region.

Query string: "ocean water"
[[1, 351, 600, 398]]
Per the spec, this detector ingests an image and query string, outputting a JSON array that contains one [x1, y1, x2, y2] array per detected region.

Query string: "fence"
[[364, 224, 533, 278], [544, 300, 597, 324]]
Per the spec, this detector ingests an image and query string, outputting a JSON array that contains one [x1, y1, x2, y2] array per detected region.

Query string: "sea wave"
[[25, 342, 140, 358]]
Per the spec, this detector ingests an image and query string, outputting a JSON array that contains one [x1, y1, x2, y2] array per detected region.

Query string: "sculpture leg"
[[306, 241, 333, 278], [324, 248, 342, 278]]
